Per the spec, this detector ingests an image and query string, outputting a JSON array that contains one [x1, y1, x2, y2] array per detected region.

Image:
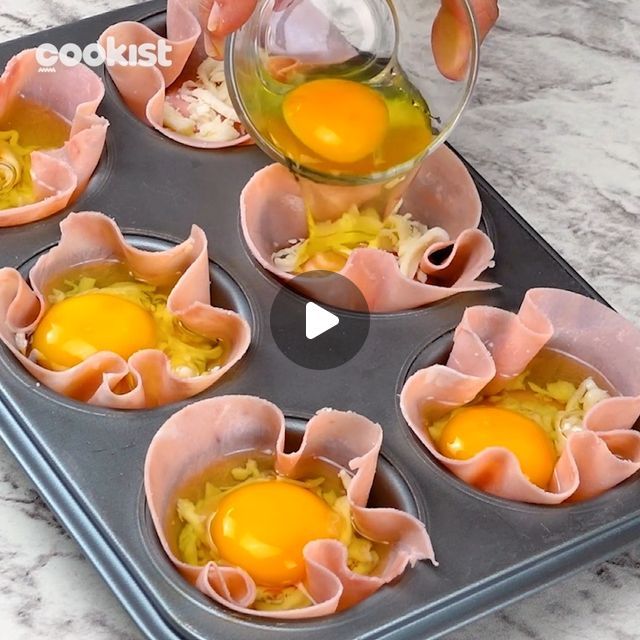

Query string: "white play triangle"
[[305, 302, 339, 340]]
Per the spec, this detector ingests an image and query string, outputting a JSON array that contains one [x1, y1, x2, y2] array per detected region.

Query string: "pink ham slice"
[[99, 0, 252, 149], [400, 288, 640, 504], [0, 211, 251, 409], [241, 146, 498, 312], [0, 49, 108, 227], [144, 395, 435, 618]]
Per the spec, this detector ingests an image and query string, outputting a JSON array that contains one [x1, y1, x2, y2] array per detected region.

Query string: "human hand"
[[205, 0, 499, 81], [432, 0, 499, 80]]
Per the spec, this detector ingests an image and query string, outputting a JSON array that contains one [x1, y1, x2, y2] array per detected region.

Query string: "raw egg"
[[437, 406, 557, 489], [211, 479, 343, 587], [272, 205, 441, 279], [29, 262, 226, 377], [175, 457, 382, 611], [430, 359, 613, 492], [32, 293, 156, 370], [252, 69, 432, 176], [0, 97, 72, 211], [282, 79, 389, 164], [297, 250, 349, 273], [0, 95, 71, 150], [0, 130, 33, 210]]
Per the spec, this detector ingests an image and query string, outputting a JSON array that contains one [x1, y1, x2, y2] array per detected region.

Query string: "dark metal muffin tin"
[[1, 2, 639, 639]]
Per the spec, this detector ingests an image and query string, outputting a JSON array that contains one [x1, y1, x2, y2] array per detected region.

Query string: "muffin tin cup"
[[102, 10, 251, 149], [0, 233, 255, 415], [1, 2, 640, 640], [397, 330, 640, 514], [136, 418, 427, 629]]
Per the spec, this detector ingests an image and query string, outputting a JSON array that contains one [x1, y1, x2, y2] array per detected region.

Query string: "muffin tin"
[[1, 2, 639, 639]]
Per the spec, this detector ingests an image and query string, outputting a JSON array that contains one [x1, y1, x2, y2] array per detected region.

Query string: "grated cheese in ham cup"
[[0, 211, 250, 409], [400, 288, 640, 504], [144, 395, 436, 618], [0, 49, 108, 227], [241, 146, 498, 312], [99, 0, 252, 148]]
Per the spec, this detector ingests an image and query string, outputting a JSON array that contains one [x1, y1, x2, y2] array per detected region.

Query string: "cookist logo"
[[35, 38, 173, 72]]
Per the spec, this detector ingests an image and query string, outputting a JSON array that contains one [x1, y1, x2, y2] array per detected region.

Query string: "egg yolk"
[[31, 293, 157, 370], [210, 480, 343, 587], [437, 406, 557, 489], [282, 78, 389, 164], [298, 250, 348, 273]]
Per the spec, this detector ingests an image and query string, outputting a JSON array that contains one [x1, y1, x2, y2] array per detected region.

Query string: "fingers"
[[204, 0, 259, 38], [204, 0, 498, 83], [432, 0, 499, 81], [469, 0, 500, 42]]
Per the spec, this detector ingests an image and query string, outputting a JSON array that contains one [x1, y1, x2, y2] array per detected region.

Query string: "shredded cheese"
[[0, 130, 36, 210], [46, 276, 226, 378], [273, 205, 449, 279], [176, 458, 380, 611], [428, 373, 611, 455], [163, 58, 244, 142]]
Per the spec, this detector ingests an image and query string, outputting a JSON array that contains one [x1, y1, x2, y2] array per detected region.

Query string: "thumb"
[[431, 0, 499, 81]]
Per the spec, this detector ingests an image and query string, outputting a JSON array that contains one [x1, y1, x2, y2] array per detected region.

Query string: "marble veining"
[[0, 0, 639, 638]]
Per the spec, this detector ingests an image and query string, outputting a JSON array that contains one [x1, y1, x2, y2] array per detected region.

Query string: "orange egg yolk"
[[437, 406, 557, 489], [299, 250, 348, 273], [282, 78, 389, 164], [210, 480, 343, 587], [31, 293, 157, 370]]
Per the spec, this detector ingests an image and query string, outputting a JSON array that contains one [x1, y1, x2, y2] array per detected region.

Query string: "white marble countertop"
[[1, 1, 639, 638]]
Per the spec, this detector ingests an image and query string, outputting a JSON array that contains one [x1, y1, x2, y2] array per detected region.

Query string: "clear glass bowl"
[[226, 0, 479, 188]]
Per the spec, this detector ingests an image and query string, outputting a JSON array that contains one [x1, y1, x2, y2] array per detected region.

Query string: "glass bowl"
[[226, 0, 479, 187]]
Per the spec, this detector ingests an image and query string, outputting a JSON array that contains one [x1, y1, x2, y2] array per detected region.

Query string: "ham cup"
[[99, 0, 253, 148], [0, 211, 250, 409], [0, 49, 108, 227], [400, 288, 640, 504], [241, 146, 498, 312], [145, 395, 436, 618]]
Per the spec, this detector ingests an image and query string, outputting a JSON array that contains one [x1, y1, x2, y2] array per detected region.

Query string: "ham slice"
[[144, 395, 435, 618], [241, 146, 498, 312], [400, 288, 640, 504], [0, 49, 108, 227], [99, 0, 251, 148], [0, 212, 251, 409]]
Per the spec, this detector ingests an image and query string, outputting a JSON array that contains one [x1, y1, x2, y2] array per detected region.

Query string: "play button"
[[305, 302, 339, 340], [270, 270, 370, 370]]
